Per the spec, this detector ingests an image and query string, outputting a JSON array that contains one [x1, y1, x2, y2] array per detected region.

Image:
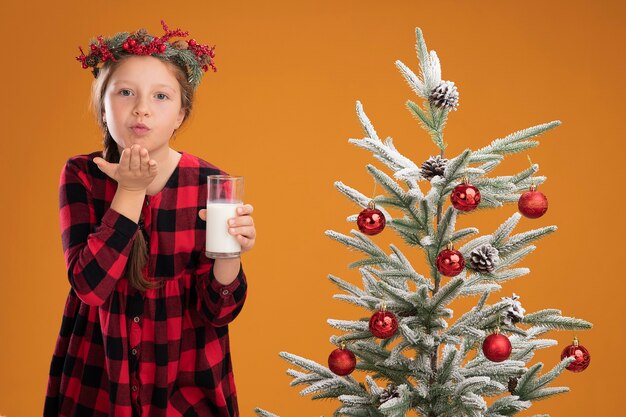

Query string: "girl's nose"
[[133, 96, 151, 117]]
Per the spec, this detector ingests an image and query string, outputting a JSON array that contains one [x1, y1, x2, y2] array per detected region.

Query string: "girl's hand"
[[199, 204, 256, 253], [93, 144, 158, 192]]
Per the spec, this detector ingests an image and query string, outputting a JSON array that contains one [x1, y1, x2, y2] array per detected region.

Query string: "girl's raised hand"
[[199, 204, 256, 254], [93, 144, 158, 192]]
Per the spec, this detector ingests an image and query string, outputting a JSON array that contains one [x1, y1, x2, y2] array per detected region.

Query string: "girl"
[[44, 21, 255, 417]]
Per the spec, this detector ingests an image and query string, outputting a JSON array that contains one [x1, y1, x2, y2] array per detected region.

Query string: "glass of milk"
[[205, 175, 244, 259]]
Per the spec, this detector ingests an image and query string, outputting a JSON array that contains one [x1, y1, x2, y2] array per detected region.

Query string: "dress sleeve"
[[59, 158, 139, 306], [194, 253, 248, 327]]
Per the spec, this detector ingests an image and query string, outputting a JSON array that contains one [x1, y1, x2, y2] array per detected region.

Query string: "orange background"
[[1, 1, 624, 416]]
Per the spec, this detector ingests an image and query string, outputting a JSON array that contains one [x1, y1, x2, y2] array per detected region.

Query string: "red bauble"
[[328, 346, 357, 376], [357, 202, 386, 235], [451, 181, 481, 212], [518, 185, 548, 219], [482, 333, 512, 362], [369, 310, 399, 339], [561, 337, 590, 372], [436, 247, 465, 277]]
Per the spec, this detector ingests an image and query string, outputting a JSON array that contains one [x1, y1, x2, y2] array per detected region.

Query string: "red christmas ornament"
[[369, 307, 398, 339], [518, 184, 548, 219], [328, 344, 357, 376], [561, 336, 590, 372], [482, 331, 512, 362], [450, 177, 481, 212], [436, 243, 465, 277], [357, 201, 386, 235]]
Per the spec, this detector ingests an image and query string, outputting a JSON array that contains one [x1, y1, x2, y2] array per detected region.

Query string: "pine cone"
[[421, 155, 448, 181], [469, 244, 499, 273], [428, 80, 459, 111], [200, 54, 212, 65], [508, 377, 518, 394], [378, 384, 399, 404], [171, 40, 189, 50], [85, 54, 100, 67], [501, 293, 526, 326], [134, 28, 149, 43]]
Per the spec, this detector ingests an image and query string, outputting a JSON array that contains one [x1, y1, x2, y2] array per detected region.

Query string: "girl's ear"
[[175, 108, 185, 129]]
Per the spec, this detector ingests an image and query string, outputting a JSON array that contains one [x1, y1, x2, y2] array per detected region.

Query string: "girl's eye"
[[155, 93, 169, 100], [119, 89, 133, 97]]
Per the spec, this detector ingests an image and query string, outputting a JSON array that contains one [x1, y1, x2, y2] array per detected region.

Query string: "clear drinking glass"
[[205, 175, 244, 259]]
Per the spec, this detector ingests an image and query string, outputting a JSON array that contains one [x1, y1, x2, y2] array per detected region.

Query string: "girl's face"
[[103, 56, 185, 154]]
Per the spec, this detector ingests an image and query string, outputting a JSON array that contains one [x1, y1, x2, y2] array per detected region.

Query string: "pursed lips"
[[131, 123, 151, 135]]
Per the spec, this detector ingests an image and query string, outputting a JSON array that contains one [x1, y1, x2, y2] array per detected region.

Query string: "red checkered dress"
[[44, 150, 248, 417]]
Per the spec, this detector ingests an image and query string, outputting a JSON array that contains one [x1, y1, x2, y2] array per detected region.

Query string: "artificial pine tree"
[[256, 28, 592, 417]]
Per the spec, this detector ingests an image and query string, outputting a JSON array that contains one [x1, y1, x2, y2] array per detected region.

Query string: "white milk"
[[205, 202, 242, 257]]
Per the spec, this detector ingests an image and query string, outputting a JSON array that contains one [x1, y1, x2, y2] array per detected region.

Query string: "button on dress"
[[44, 151, 247, 417]]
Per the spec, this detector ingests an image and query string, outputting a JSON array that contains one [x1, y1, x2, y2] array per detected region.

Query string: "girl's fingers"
[[228, 216, 254, 228], [130, 145, 141, 171], [93, 157, 117, 180], [198, 209, 207, 220], [140, 147, 150, 172], [229, 226, 256, 240], [119, 148, 129, 171], [236, 204, 254, 215], [236, 235, 254, 251]]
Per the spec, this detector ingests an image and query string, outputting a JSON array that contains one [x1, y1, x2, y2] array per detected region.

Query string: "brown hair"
[[91, 56, 195, 291]]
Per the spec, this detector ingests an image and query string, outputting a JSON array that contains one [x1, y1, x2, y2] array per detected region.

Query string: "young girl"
[[44, 21, 255, 417]]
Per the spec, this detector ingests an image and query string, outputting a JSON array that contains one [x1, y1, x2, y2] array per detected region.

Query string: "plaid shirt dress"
[[44, 150, 248, 417]]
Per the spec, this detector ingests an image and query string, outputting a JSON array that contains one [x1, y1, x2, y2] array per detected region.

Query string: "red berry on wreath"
[[518, 184, 548, 219], [369, 306, 398, 339], [482, 330, 512, 362], [328, 344, 357, 376], [451, 177, 481, 212], [357, 201, 386, 235], [561, 336, 590, 372], [436, 243, 465, 277]]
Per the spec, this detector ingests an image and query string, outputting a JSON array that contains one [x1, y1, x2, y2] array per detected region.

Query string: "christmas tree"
[[255, 28, 592, 417]]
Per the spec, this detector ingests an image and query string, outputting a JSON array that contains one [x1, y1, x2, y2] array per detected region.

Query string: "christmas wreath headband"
[[76, 20, 215, 90]]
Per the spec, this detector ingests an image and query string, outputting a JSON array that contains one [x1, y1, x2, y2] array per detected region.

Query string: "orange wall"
[[0, 1, 624, 416]]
